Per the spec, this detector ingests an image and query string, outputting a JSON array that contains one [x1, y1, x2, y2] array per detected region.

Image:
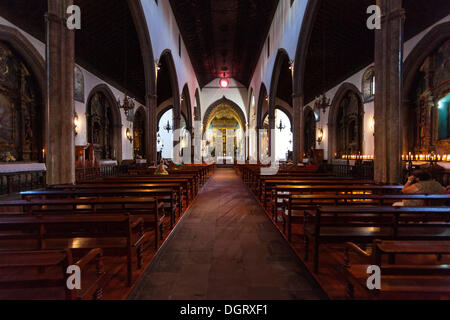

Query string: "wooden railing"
[[323, 160, 374, 180], [75, 165, 124, 183], [0, 170, 46, 195]]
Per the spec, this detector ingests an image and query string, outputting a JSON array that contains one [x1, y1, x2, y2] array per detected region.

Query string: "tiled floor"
[[129, 168, 325, 300]]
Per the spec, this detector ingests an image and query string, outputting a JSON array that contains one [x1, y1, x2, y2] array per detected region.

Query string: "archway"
[[157, 108, 188, 161], [203, 97, 247, 161], [263, 108, 293, 161], [402, 22, 450, 154], [248, 90, 257, 161], [304, 107, 316, 154], [86, 84, 122, 162], [328, 83, 364, 160], [133, 107, 146, 159], [127, 0, 157, 162], [0, 35, 44, 162]]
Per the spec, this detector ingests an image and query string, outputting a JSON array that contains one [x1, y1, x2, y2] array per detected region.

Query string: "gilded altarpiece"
[[336, 91, 363, 156], [87, 92, 115, 160], [411, 40, 450, 154], [0, 42, 41, 162]]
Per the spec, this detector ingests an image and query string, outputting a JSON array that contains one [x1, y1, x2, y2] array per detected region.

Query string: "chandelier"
[[118, 94, 135, 117], [163, 120, 173, 133], [314, 93, 331, 114], [277, 119, 286, 132]]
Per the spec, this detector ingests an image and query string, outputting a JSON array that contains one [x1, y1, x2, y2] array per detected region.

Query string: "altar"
[[0, 162, 46, 173], [0, 162, 47, 195], [216, 156, 234, 164]]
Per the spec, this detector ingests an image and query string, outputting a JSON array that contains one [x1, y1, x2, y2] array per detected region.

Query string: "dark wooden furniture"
[[303, 206, 450, 273], [285, 194, 450, 241], [0, 214, 145, 286], [343, 240, 450, 299], [0, 197, 164, 251], [0, 248, 104, 300]]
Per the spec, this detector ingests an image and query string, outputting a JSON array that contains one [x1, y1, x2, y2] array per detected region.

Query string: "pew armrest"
[[75, 248, 103, 270], [75, 248, 105, 300], [344, 242, 371, 268]]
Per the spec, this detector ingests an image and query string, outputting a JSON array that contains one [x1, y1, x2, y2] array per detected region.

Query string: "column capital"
[[381, 8, 406, 23], [45, 12, 66, 25]]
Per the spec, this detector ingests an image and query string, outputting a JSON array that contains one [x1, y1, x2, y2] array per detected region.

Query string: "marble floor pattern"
[[128, 168, 325, 300]]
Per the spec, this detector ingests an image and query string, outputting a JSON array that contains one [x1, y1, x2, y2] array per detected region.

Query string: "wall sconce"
[[126, 128, 133, 144], [369, 116, 375, 136], [317, 128, 324, 145], [74, 112, 80, 136]]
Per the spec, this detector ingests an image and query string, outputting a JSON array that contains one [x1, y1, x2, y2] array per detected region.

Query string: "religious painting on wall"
[[0, 41, 42, 162], [409, 39, 450, 154], [74, 66, 84, 103], [87, 92, 115, 160], [304, 108, 316, 154], [336, 91, 363, 156], [133, 108, 146, 159]]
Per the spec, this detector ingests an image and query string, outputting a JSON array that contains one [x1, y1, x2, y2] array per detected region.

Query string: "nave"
[[129, 169, 324, 300]]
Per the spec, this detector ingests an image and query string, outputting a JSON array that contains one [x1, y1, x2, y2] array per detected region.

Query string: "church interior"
[[0, 0, 449, 301]]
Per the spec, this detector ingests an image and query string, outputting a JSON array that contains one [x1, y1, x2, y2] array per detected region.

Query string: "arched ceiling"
[[303, 0, 450, 104], [0, 0, 146, 103], [169, 0, 279, 88]]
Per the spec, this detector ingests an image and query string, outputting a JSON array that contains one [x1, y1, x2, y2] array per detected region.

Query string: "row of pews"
[[237, 164, 450, 299], [0, 163, 214, 300]]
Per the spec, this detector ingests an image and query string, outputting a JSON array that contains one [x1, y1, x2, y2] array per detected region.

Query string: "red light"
[[219, 78, 229, 88]]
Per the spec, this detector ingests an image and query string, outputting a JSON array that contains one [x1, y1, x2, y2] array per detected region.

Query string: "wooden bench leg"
[[313, 239, 320, 273], [304, 236, 309, 261], [127, 252, 133, 287], [346, 282, 355, 300]]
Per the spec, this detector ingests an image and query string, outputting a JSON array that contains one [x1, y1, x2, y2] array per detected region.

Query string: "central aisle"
[[129, 168, 325, 300]]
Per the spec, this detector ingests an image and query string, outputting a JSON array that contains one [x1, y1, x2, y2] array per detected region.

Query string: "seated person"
[[396, 170, 446, 206], [154, 161, 169, 175]]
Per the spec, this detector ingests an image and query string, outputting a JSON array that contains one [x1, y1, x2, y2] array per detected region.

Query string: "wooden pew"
[[0, 197, 164, 250], [258, 175, 358, 200], [99, 177, 195, 204], [128, 171, 200, 194], [303, 206, 450, 273], [49, 183, 184, 213], [285, 194, 450, 241], [21, 188, 179, 229], [264, 179, 376, 210], [0, 214, 145, 286], [343, 240, 450, 299], [0, 248, 104, 300], [272, 184, 403, 220]]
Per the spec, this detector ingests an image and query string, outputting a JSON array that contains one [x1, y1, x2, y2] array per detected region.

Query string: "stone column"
[[45, 0, 75, 185], [292, 94, 304, 164], [268, 105, 275, 157], [147, 93, 157, 163], [173, 100, 181, 161], [374, 0, 405, 184]]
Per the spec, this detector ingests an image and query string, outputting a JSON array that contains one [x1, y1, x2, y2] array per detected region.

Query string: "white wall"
[[249, 0, 309, 115], [304, 15, 450, 161], [199, 78, 248, 122], [140, 0, 200, 128], [0, 16, 145, 161]]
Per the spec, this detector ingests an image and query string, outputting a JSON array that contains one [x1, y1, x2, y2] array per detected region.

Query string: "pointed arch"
[[86, 84, 123, 162], [202, 97, 247, 135], [327, 83, 364, 160], [257, 83, 269, 129]]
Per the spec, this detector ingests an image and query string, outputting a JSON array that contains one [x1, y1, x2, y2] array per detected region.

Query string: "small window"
[[362, 67, 375, 102]]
